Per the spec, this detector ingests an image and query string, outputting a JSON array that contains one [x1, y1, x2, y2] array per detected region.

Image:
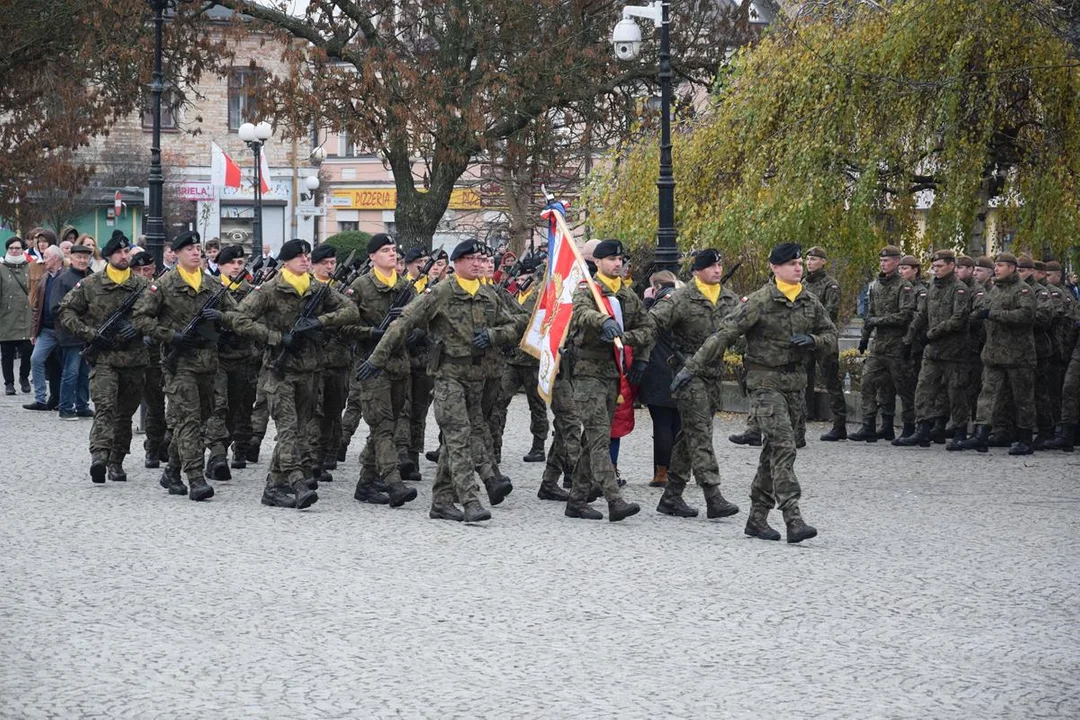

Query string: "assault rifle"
[[374, 255, 436, 334], [268, 250, 356, 376], [80, 284, 146, 363], [162, 264, 251, 370]]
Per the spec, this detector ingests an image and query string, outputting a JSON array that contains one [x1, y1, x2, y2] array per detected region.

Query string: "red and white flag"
[[520, 200, 591, 402], [210, 141, 242, 188], [259, 145, 272, 195]]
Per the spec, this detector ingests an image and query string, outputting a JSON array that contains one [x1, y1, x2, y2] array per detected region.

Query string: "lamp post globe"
[[254, 121, 273, 141], [237, 122, 256, 143], [304, 175, 320, 192]]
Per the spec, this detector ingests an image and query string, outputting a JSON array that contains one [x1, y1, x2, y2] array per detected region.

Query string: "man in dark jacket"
[[52, 243, 93, 419], [24, 245, 65, 410]]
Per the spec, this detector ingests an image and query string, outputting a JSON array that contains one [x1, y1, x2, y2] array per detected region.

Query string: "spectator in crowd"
[[78, 234, 106, 273], [1, 236, 33, 394], [52, 243, 93, 419], [162, 244, 178, 272], [205, 237, 221, 275], [639, 270, 682, 487], [59, 239, 73, 264], [23, 245, 65, 410], [29, 232, 53, 263], [493, 250, 516, 285], [60, 225, 80, 247], [1068, 272, 1080, 301]]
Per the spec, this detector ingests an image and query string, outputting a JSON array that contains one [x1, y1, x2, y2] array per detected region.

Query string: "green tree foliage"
[[323, 230, 373, 256], [584, 0, 1080, 305]]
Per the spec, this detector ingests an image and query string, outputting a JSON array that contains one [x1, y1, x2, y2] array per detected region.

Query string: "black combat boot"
[[960, 424, 990, 453], [565, 497, 603, 520], [892, 422, 915, 445], [819, 418, 847, 441], [144, 447, 160, 469], [608, 497, 640, 522], [523, 438, 546, 463], [246, 440, 262, 463], [107, 462, 127, 482], [704, 485, 740, 518], [354, 481, 390, 505], [483, 475, 513, 506], [987, 430, 1012, 447], [429, 500, 464, 521], [537, 479, 570, 501], [90, 451, 108, 484], [188, 476, 215, 502], [728, 429, 762, 446], [1033, 427, 1056, 451], [1008, 428, 1034, 456], [425, 447, 441, 463], [462, 500, 491, 522], [386, 480, 418, 508], [930, 417, 948, 444], [1044, 423, 1076, 452], [783, 506, 818, 544], [159, 465, 187, 495], [405, 452, 422, 481], [877, 414, 895, 441], [230, 445, 247, 470], [397, 456, 414, 480], [744, 505, 781, 541], [945, 429, 968, 451], [893, 420, 932, 447], [323, 453, 338, 471], [261, 483, 296, 508], [847, 417, 878, 443], [336, 442, 348, 463], [292, 479, 319, 509], [656, 487, 698, 518], [206, 455, 232, 482]]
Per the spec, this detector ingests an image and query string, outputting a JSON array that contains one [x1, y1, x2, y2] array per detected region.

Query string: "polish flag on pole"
[[259, 146, 272, 195], [210, 141, 242, 188]]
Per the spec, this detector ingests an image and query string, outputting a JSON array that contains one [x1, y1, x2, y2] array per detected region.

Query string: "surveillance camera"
[[611, 18, 642, 61], [614, 41, 641, 60]]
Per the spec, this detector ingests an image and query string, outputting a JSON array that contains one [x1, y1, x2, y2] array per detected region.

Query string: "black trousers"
[[648, 404, 682, 467], [0, 340, 31, 386]]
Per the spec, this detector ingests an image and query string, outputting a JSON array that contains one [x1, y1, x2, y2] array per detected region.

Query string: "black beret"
[[129, 250, 155, 269], [432, 249, 448, 262], [404, 246, 429, 263], [768, 242, 802, 265], [170, 230, 201, 253], [69, 243, 93, 255], [692, 249, 723, 271], [102, 230, 129, 258], [216, 244, 245, 266], [450, 238, 483, 261], [367, 233, 396, 256], [593, 239, 624, 259], [311, 244, 336, 264], [279, 239, 311, 262]]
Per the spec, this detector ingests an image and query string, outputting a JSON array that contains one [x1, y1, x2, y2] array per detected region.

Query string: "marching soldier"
[[133, 231, 236, 501], [672, 242, 833, 543], [130, 250, 167, 469], [1019, 257, 1057, 447], [356, 238, 519, 523], [850, 245, 916, 442], [309, 244, 353, 477], [400, 246, 432, 480], [564, 239, 654, 522], [648, 248, 740, 519], [231, 239, 359, 509], [802, 246, 847, 441], [343, 233, 419, 508], [58, 232, 147, 483]]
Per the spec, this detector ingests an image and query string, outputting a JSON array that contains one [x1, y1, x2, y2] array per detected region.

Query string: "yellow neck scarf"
[[221, 274, 242, 290], [105, 264, 131, 286], [177, 265, 202, 291], [373, 267, 398, 288], [313, 274, 331, 285], [517, 284, 536, 305], [413, 275, 428, 294], [596, 273, 622, 295], [455, 275, 480, 296], [776, 278, 803, 302], [280, 267, 310, 295], [694, 276, 721, 305]]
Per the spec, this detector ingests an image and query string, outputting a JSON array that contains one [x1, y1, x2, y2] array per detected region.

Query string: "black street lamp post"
[[145, 0, 169, 267], [238, 121, 273, 257]]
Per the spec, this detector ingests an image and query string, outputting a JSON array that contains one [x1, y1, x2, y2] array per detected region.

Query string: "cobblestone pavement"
[[2, 390, 1078, 719]]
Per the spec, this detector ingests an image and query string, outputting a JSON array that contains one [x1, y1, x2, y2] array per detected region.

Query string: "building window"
[[141, 88, 179, 131], [338, 221, 359, 232], [228, 67, 264, 131]]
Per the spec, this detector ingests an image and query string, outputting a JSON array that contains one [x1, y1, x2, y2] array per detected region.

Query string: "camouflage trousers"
[[744, 388, 806, 443], [356, 372, 410, 487], [266, 371, 319, 487], [1060, 352, 1080, 424], [492, 363, 549, 461], [205, 358, 258, 457], [403, 369, 433, 455], [311, 366, 349, 464], [913, 357, 969, 428], [88, 363, 145, 462], [1048, 359, 1066, 426], [975, 364, 1035, 431], [164, 368, 217, 479], [748, 386, 803, 512], [805, 351, 846, 421], [1034, 356, 1055, 432], [964, 360, 983, 429], [668, 375, 724, 493], [478, 369, 502, 482], [250, 365, 270, 442], [339, 363, 365, 452], [542, 372, 580, 487], [569, 375, 623, 503], [142, 362, 167, 456], [862, 352, 916, 424], [430, 377, 483, 506]]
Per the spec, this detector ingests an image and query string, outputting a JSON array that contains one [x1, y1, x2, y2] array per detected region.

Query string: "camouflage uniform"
[[231, 273, 358, 491], [366, 278, 518, 512], [338, 362, 364, 459], [58, 270, 149, 473], [802, 268, 845, 424], [649, 279, 739, 502], [857, 271, 916, 432], [542, 367, 581, 490], [567, 279, 655, 508], [686, 282, 835, 535], [1029, 277, 1056, 438], [142, 339, 167, 464], [904, 270, 971, 430], [133, 269, 237, 487], [973, 273, 1037, 432], [205, 278, 259, 464], [492, 285, 549, 461], [309, 280, 354, 471], [963, 275, 987, 423]]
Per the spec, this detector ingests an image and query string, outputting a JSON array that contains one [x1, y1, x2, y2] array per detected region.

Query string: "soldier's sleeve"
[[1034, 289, 1054, 329], [622, 293, 656, 359], [995, 287, 1036, 326], [231, 287, 278, 346], [824, 281, 842, 323], [317, 284, 360, 328], [903, 296, 928, 345], [685, 297, 759, 375], [648, 289, 677, 329], [877, 283, 916, 327], [133, 283, 172, 344], [571, 283, 611, 331], [932, 284, 970, 338], [486, 290, 524, 347], [58, 282, 96, 342], [811, 298, 837, 350], [339, 279, 382, 342], [367, 288, 436, 368]]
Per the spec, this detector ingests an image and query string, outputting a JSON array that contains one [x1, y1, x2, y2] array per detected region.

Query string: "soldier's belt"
[[577, 348, 615, 360], [442, 355, 485, 366], [745, 360, 803, 374]]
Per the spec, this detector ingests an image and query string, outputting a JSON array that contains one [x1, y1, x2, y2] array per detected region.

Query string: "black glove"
[[387, 306, 404, 321], [115, 320, 138, 342], [857, 337, 869, 354], [902, 342, 912, 361], [974, 308, 990, 321], [472, 329, 492, 349], [200, 307, 222, 323], [293, 316, 323, 335], [170, 331, 200, 350], [370, 327, 386, 341], [356, 360, 381, 381], [280, 331, 302, 350], [405, 328, 426, 348], [90, 332, 116, 351], [600, 318, 623, 342], [143, 336, 154, 348], [925, 327, 939, 342], [790, 334, 815, 349], [670, 367, 694, 394], [627, 359, 648, 385], [863, 317, 878, 330]]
